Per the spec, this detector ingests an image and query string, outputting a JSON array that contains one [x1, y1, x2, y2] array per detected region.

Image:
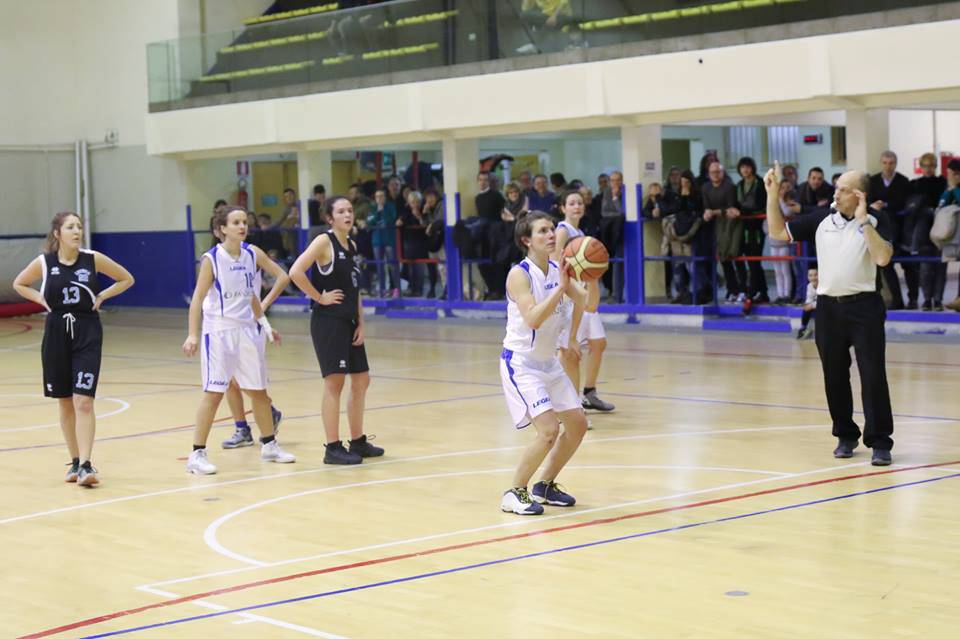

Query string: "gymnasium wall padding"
[[91, 231, 195, 308], [0, 237, 45, 305]]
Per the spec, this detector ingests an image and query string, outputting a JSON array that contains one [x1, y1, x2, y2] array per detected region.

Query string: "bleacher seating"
[[191, 1, 464, 97]]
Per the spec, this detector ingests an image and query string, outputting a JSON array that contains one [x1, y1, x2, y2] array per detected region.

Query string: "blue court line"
[[74, 472, 960, 639]]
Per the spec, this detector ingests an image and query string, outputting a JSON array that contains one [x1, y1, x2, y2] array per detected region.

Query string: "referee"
[[764, 163, 895, 466]]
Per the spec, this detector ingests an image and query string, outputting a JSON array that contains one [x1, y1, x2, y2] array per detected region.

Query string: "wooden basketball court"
[[2, 310, 959, 638]]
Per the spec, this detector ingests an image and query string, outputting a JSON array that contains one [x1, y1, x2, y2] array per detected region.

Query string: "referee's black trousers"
[[814, 293, 894, 450]]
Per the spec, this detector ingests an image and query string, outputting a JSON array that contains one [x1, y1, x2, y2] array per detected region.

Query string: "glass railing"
[[148, 0, 957, 108]]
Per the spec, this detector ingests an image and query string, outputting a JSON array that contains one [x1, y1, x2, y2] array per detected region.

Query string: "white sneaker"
[[261, 440, 296, 463], [186, 449, 217, 475], [500, 488, 544, 515]]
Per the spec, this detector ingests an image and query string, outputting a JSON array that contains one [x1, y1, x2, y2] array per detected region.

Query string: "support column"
[[297, 149, 333, 247], [845, 109, 889, 173], [621, 125, 662, 304], [442, 138, 479, 302]]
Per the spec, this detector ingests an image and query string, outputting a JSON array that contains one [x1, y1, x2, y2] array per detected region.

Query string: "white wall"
[[0, 0, 189, 232], [889, 110, 960, 177], [0, 150, 75, 235]]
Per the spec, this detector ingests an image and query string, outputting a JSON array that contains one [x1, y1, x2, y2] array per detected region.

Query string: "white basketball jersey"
[[557, 221, 584, 241], [503, 258, 568, 361], [202, 243, 257, 333]]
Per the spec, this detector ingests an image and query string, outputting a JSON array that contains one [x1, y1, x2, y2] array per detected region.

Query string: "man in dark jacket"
[[868, 151, 914, 309]]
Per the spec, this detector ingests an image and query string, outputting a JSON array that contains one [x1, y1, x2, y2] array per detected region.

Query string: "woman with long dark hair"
[[13, 212, 134, 486]]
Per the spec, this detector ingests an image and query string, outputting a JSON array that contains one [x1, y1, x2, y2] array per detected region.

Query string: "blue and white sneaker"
[[271, 406, 282, 435], [222, 427, 253, 449], [501, 488, 544, 515], [531, 480, 576, 507]]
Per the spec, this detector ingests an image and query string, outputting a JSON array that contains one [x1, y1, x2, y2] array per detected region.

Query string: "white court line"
[[1, 419, 948, 526], [203, 464, 792, 566], [0, 396, 130, 432], [143, 460, 866, 590], [140, 586, 349, 638]]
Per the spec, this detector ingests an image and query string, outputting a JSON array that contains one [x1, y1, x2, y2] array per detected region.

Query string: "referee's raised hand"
[[764, 161, 781, 190], [852, 189, 869, 223]]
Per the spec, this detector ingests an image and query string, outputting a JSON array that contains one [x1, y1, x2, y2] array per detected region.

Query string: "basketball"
[[562, 236, 609, 281]]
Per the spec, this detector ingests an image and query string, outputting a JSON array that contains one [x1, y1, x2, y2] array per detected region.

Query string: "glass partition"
[[148, 0, 957, 109]]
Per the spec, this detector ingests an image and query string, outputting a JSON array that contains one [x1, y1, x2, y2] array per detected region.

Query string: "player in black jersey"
[[290, 196, 384, 465], [13, 212, 134, 486]]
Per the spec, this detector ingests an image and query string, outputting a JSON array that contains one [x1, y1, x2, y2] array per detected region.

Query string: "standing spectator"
[[798, 266, 818, 339], [596, 173, 610, 195], [397, 191, 431, 297], [666, 170, 704, 304], [735, 157, 769, 306], [769, 182, 800, 303], [600, 170, 626, 301], [868, 151, 913, 309], [941, 159, 960, 312], [518, 170, 534, 194], [580, 184, 601, 238], [423, 189, 446, 298], [782, 164, 799, 187], [664, 166, 682, 196], [642, 181, 677, 298], [387, 176, 405, 211], [475, 171, 507, 299], [796, 167, 834, 213], [550, 172, 567, 192], [347, 184, 373, 220], [279, 188, 301, 257], [912, 153, 947, 310], [794, 167, 834, 301], [528, 174, 557, 214], [308, 184, 327, 227], [765, 163, 895, 466], [367, 188, 400, 298], [702, 161, 741, 302]]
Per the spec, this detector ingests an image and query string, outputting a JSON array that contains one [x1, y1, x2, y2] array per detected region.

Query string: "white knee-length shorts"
[[201, 325, 268, 392], [500, 349, 582, 429], [557, 310, 606, 348]]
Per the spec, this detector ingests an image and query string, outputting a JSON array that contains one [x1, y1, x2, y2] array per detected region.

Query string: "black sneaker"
[[348, 434, 384, 458], [77, 463, 99, 487], [582, 389, 615, 412], [324, 441, 362, 465], [871, 449, 892, 466], [833, 439, 858, 459], [65, 460, 80, 483], [796, 328, 806, 340], [531, 480, 576, 507]]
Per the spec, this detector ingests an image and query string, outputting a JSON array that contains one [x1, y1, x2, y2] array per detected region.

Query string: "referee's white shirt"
[[785, 209, 892, 297]]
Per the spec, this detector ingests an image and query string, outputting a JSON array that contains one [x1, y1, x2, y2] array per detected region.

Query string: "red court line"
[[19, 459, 960, 639], [0, 322, 33, 338]]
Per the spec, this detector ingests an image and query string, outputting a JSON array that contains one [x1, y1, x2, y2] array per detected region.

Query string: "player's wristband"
[[258, 315, 275, 342]]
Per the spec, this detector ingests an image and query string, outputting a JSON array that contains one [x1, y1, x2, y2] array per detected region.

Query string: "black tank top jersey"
[[310, 231, 361, 319], [42, 250, 100, 314]]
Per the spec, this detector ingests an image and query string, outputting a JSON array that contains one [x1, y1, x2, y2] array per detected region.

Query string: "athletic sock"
[[193, 445, 206, 451], [261, 435, 275, 445], [235, 420, 249, 430], [583, 387, 596, 395]]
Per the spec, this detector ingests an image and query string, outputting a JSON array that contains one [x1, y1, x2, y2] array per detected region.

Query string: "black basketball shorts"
[[41, 313, 103, 398], [310, 312, 369, 378]]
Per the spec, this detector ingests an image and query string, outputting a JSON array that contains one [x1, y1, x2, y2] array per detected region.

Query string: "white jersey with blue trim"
[[503, 257, 568, 362], [202, 243, 258, 333], [557, 221, 584, 241]]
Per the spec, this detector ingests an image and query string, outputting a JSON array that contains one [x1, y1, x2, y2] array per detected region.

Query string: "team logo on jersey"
[[75, 268, 91, 283], [338, 251, 346, 259], [46, 383, 52, 392], [50, 267, 60, 275], [545, 282, 559, 290], [339, 359, 347, 368]]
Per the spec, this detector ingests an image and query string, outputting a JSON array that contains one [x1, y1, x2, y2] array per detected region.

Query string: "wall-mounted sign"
[[803, 134, 823, 145]]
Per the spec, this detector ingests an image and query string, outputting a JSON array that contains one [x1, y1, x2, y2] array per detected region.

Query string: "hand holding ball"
[[562, 237, 609, 281]]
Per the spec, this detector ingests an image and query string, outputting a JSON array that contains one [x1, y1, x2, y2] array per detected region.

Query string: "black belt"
[[819, 292, 878, 303]]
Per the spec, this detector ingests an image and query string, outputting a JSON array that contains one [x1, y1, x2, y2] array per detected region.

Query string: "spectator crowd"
[[208, 151, 960, 313]]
